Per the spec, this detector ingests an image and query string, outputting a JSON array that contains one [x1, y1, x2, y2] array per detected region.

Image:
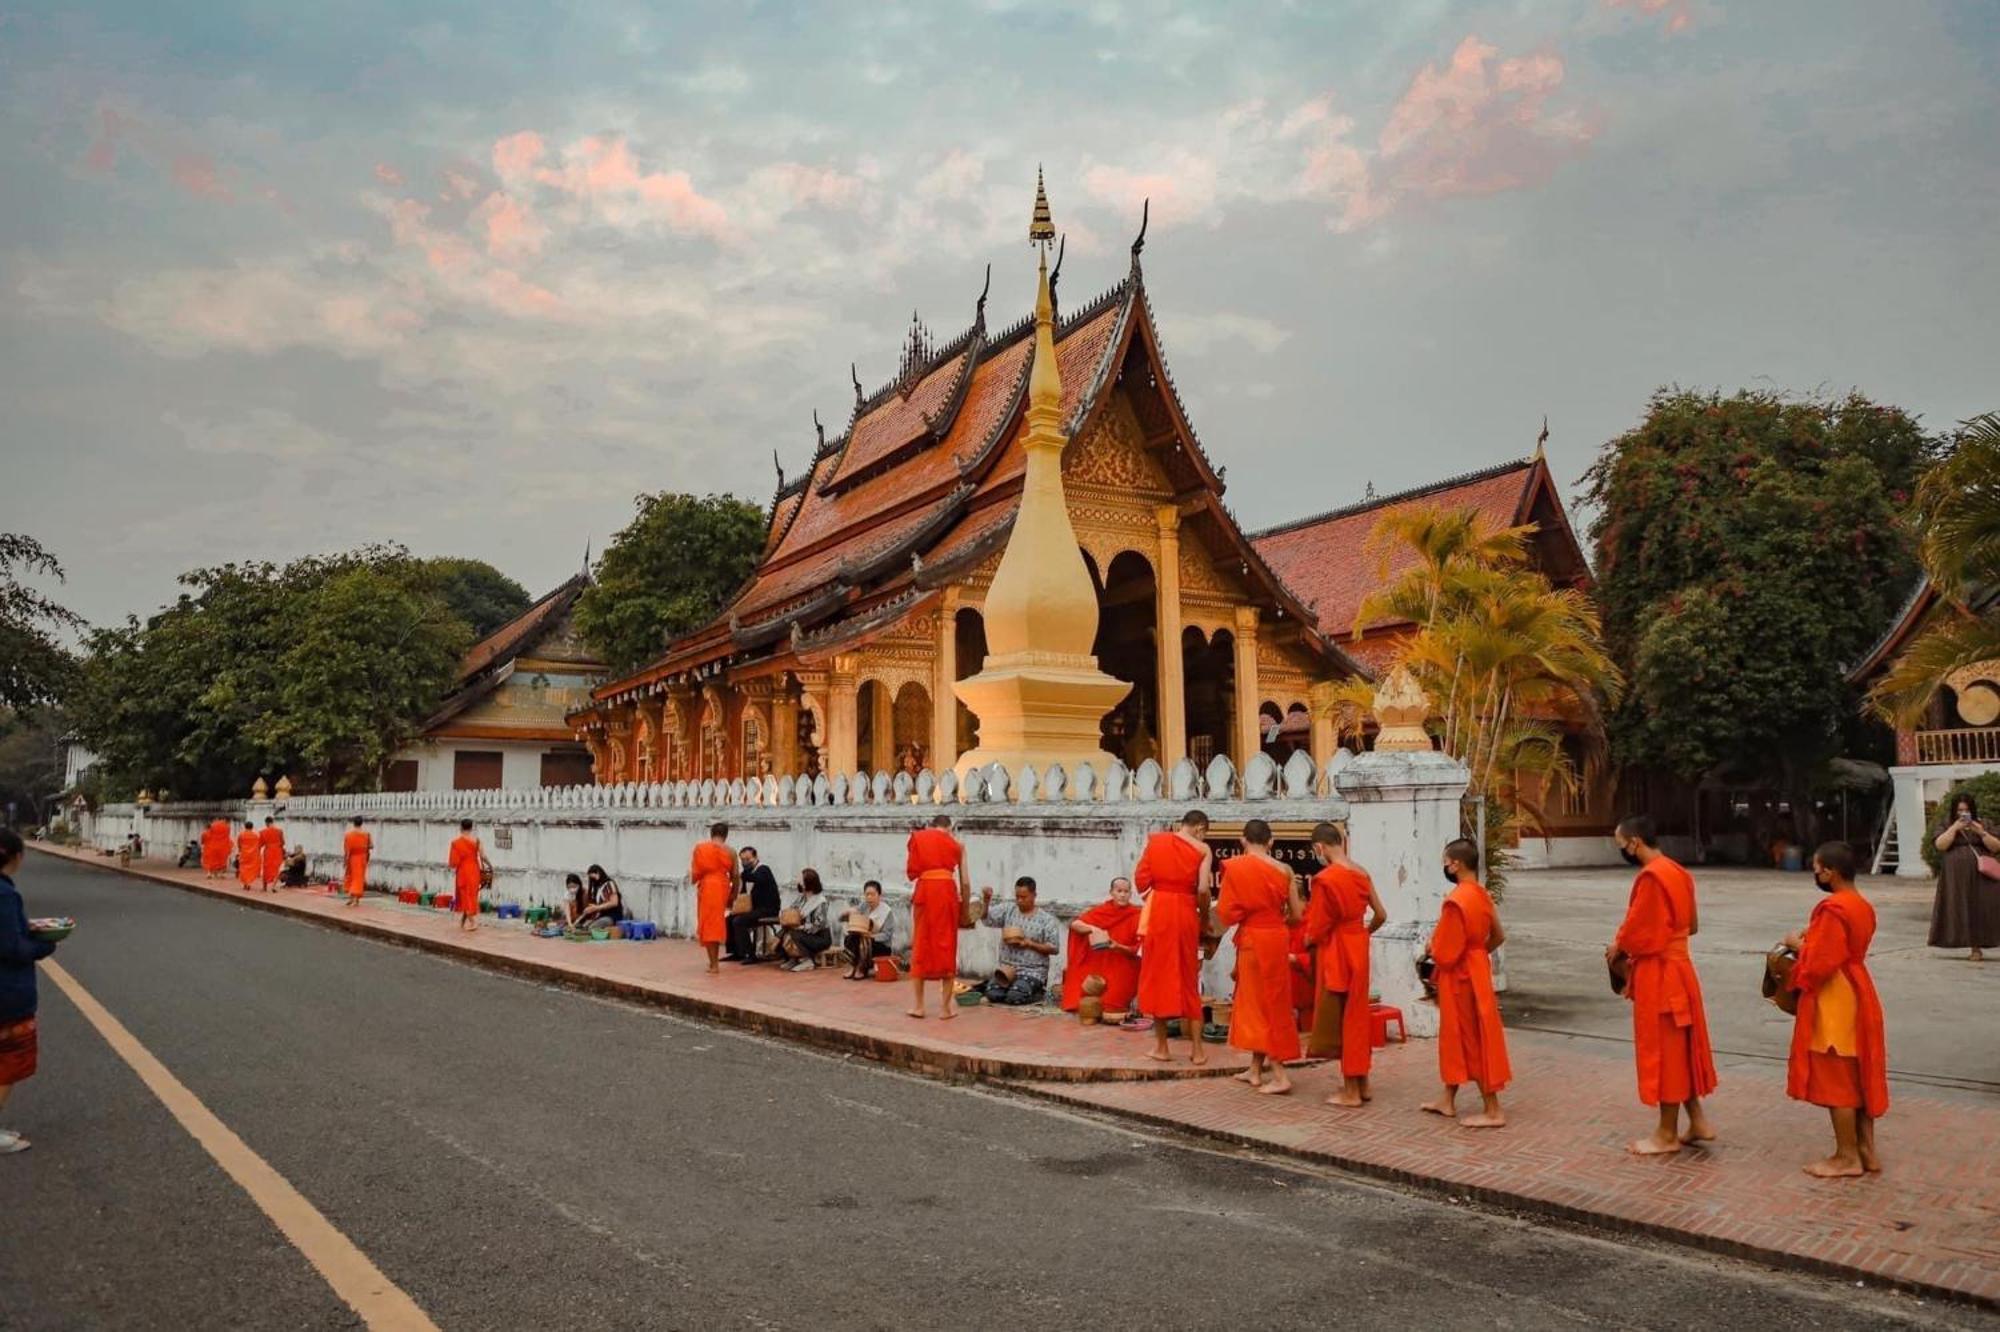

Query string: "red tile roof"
[[1251, 461, 1538, 640], [456, 572, 594, 681]]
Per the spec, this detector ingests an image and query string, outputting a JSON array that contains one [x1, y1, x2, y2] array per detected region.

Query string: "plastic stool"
[[496, 903, 523, 920], [1369, 1003, 1406, 1048], [398, 889, 420, 905], [626, 921, 657, 941]]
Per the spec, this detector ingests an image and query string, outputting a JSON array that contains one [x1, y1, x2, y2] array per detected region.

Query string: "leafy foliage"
[[573, 492, 766, 673], [422, 557, 532, 638], [1918, 772, 2000, 875], [1324, 504, 1623, 894], [1869, 412, 2000, 725], [0, 534, 84, 712], [72, 547, 470, 796], [1583, 389, 1934, 820], [0, 707, 65, 826]]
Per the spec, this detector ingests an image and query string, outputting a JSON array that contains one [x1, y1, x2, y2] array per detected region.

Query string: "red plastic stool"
[[1369, 1003, 1406, 1048]]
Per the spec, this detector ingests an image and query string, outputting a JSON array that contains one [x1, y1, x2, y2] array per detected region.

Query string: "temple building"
[[569, 196, 1372, 785], [388, 573, 605, 792]]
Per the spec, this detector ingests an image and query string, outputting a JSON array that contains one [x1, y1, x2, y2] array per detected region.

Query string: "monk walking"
[[1609, 814, 1718, 1154], [257, 816, 285, 893], [235, 820, 260, 891], [1216, 819, 1302, 1094], [1060, 876, 1142, 1015], [342, 816, 372, 908], [905, 814, 969, 1019], [689, 822, 736, 973], [446, 819, 485, 931], [1134, 809, 1214, 1065], [1424, 837, 1510, 1128], [200, 818, 231, 880], [1785, 841, 1889, 1178], [1304, 820, 1387, 1108]]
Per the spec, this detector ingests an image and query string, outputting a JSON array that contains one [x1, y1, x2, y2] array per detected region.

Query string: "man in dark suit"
[[726, 845, 783, 963]]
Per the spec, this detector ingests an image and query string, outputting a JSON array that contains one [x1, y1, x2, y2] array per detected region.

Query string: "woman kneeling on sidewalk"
[[844, 881, 894, 979], [777, 869, 832, 972]]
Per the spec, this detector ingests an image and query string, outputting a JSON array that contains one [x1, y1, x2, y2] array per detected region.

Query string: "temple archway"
[[1183, 626, 1236, 768], [857, 679, 889, 773], [1089, 550, 1160, 767], [955, 607, 988, 755], [893, 682, 932, 773]]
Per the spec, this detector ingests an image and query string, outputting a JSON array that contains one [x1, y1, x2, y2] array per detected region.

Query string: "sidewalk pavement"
[[34, 844, 2000, 1309]]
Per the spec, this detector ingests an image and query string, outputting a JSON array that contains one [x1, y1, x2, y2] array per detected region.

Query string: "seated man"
[[1060, 876, 1141, 1015], [979, 877, 1063, 1005], [777, 868, 833, 972], [843, 880, 895, 980], [726, 845, 782, 963]]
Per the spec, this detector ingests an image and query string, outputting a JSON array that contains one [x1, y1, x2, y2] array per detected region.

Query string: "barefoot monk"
[[905, 814, 969, 1020], [1134, 810, 1214, 1065], [1304, 820, 1386, 1108], [689, 822, 737, 974], [1423, 838, 1510, 1128], [1610, 814, 1718, 1155], [1216, 819, 1302, 1095], [1786, 841, 1889, 1178]]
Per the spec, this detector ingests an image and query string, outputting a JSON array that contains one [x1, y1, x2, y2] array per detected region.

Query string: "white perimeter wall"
[[391, 740, 565, 792]]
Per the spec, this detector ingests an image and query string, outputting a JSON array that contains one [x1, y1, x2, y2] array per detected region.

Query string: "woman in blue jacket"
[[1, 827, 57, 1154]]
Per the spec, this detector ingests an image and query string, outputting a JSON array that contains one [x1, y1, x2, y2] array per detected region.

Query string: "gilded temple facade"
[[569, 209, 1366, 786]]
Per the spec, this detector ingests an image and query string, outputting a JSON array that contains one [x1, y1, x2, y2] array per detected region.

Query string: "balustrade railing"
[[1915, 727, 2000, 765]]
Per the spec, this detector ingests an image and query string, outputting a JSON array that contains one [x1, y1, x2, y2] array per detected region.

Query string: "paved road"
[[6, 853, 1985, 1330]]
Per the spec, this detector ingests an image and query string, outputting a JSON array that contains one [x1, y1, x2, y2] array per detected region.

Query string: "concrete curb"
[[29, 845, 1235, 1087]]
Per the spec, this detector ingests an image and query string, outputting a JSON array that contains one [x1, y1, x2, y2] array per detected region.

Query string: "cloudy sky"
[[4, 1, 1995, 628]]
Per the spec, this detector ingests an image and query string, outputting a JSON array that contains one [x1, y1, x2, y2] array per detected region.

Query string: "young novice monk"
[[1216, 819, 1302, 1095], [1609, 813, 1717, 1154], [689, 822, 737, 974], [447, 819, 484, 932], [905, 814, 969, 1020], [258, 816, 285, 892], [1304, 820, 1387, 1108], [236, 820, 261, 891], [343, 816, 372, 908], [1134, 810, 1214, 1065], [1061, 877, 1142, 1015], [1424, 837, 1511, 1128], [201, 818, 232, 880], [1785, 841, 1889, 1178]]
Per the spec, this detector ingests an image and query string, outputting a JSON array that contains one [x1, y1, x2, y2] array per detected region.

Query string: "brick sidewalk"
[[1015, 1032, 2000, 1307], [37, 844, 2000, 1308], [29, 845, 1252, 1084]]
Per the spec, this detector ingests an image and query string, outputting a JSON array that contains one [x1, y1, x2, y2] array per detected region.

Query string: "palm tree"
[[1871, 412, 2000, 725]]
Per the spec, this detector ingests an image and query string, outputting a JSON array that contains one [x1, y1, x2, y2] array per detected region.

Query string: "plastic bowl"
[[28, 917, 75, 943]]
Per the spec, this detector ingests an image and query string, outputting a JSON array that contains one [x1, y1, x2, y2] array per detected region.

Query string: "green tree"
[[0, 707, 65, 827], [1583, 389, 1936, 839], [0, 534, 84, 712], [574, 492, 765, 673], [73, 547, 469, 796], [422, 557, 532, 638]]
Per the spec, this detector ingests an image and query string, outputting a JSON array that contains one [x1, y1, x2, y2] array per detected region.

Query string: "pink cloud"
[[492, 130, 545, 180], [171, 153, 230, 201], [1604, 0, 1696, 35], [374, 162, 406, 187], [1082, 154, 1219, 228], [445, 170, 481, 200], [538, 134, 733, 241], [478, 191, 548, 261], [483, 268, 561, 318]]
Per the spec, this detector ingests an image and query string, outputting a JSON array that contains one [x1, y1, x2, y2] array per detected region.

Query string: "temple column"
[[771, 680, 800, 777], [827, 655, 860, 777], [868, 676, 894, 773], [1154, 506, 1188, 766], [930, 591, 959, 775], [1232, 606, 1261, 767], [664, 685, 692, 782], [1308, 679, 1339, 775], [642, 697, 667, 782]]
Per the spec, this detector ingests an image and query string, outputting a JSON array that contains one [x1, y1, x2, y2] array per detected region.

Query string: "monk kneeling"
[[1785, 841, 1888, 1178], [1423, 838, 1510, 1128]]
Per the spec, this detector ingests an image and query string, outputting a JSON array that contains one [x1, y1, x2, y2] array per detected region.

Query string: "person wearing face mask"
[[1606, 814, 1718, 1155], [1929, 793, 2000, 962], [1421, 838, 1510, 1128], [1783, 841, 1889, 1178]]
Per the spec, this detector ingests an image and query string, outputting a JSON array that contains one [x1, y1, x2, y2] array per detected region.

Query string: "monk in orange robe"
[[1060, 876, 1142, 1014], [200, 819, 231, 879], [689, 821, 737, 973], [1785, 840, 1889, 1178], [905, 814, 969, 1019], [1217, 819, 1302, 1093], [1304, 820, 1387, 1107], [446, 819, 484, 930], [1609, 814, 1718, 1154], [342, 816, 372, 908], [1286, 918, 1316, 1034], [1424, 837, 1510, 1128], [236, 821, 260, 890], [1134, 809, 1214, 1065], [258, 817, 285, 892]]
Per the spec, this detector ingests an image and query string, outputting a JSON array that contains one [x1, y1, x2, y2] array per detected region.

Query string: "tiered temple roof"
[[426, 572, 602, 744]]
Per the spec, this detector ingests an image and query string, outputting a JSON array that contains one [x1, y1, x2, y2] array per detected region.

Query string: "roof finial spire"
[[812, 408, 825, 450], [772, 448, 785, 490], [1029, 166, 1056, 247], [851, 362, 863, 408], [1535, 414, 1549, 460], [975, 262, 991, 325], [582, 539, 592, 576], [1130, 197, 1149, 262]]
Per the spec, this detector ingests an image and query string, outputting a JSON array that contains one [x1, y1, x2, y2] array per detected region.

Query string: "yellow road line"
[[43, 961, 437, 1331]]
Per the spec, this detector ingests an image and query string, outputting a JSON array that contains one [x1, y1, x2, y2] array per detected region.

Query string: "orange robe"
[[1613, 857, 1717, 1106], [343, 829, 372, 900], [1787, 891, 1889, 1118], [236, 829, 260, 888], [905, 828, 964, 980], [689, 841, 734, 945], [1059, 899, 1142, 1011], [1134, 831, 1207, 1020], [1217, 854, 1300, 1062], [1286, 921, 1316, 1032], [201, 820, 231, 874], [448, 835, 483, 916], [1430, 880, 1511, 1093], [258, 825, 285, 886], [1304, 862, 1374, 1077]]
